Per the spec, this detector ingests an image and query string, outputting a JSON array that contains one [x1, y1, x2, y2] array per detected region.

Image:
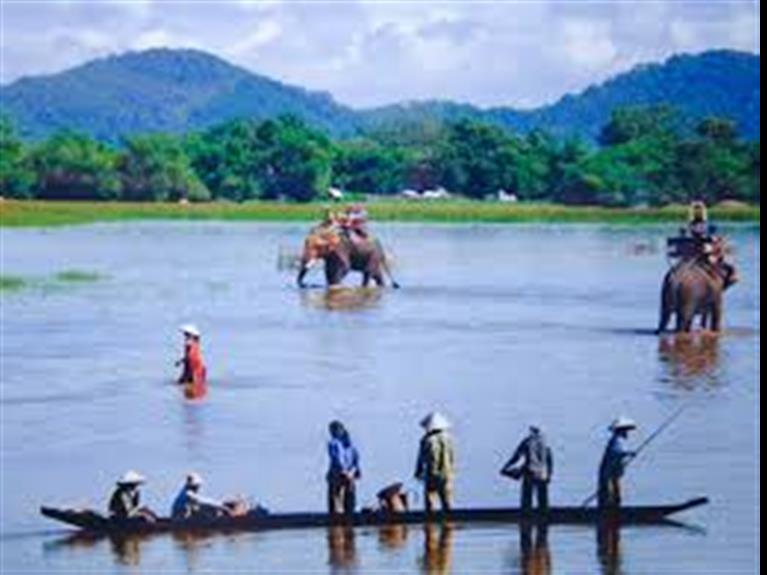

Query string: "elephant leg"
[[657, 301, 672, 334], [679, 303, 696, 332], [657, 278, 674, 334], [709, 295, 723, 332]]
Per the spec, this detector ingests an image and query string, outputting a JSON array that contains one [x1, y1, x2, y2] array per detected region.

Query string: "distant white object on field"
[[328, 187, 344, 200], [497, 189, 518, 202], [400, 189, 421, 199], [421, 187, 450, 200]]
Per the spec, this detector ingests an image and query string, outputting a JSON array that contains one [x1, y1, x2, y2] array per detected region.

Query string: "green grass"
[[0, 199, 759, 227], [0, 275, 28, 291], [54, 269, 105, 283]]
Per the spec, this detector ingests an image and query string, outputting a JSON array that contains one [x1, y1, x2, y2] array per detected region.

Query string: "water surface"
[[1, 222, 760, 574]]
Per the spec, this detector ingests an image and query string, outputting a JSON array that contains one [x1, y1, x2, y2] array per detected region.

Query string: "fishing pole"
[[580, 405, 688, 508]]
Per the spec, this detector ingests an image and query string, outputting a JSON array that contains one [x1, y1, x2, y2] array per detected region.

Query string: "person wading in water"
[[176, 324, 207, 397]]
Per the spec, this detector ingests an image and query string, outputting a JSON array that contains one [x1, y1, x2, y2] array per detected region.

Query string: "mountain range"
[[1, 48, 759, 142]]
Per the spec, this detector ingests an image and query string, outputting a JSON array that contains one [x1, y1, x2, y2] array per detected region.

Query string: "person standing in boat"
[[598, 417, 637, 510], [500, 425, 553, 513], [326, 420, 361, 515], [176, 324, 207, 389], [415, 412, 455, 513], [171, 472, 233, 519], [108, 471, 156, 522]]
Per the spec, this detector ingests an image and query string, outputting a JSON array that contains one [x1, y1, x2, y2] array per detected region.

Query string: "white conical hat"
[[420, 412, 450, 432], [609, 416, 637, 431], [180, 324, 201, 338], [117, 470, 146, 485], [185, 472, 204, 487]]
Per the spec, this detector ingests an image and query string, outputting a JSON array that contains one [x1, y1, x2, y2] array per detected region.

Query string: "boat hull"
[[41, 497, 708, 535]]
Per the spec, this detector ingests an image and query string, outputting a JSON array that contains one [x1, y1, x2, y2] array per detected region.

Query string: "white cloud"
[[561, 18, 618, 70], [0, 1, 759, 106], [131, 28, 205, 52], [226, 20, 283, 56]]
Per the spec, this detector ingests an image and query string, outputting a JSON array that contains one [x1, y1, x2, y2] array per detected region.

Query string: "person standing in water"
[[176, 324, 207, 391]]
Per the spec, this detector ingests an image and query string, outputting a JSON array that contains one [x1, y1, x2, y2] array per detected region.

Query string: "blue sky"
[[0, 0, 760, 108]]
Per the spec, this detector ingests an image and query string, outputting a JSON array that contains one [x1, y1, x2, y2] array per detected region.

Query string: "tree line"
[[1, 105, 760, 206]]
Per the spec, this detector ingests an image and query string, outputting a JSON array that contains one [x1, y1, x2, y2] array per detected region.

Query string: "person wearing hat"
[[414, 412, 455, 513], [108, 471, 156, 522], [171, 472, 232, 520], [176, 324, 207, 390], [598, 417, 638, 510], [500, 425, 553, 513], [326, 421, 361, 515]]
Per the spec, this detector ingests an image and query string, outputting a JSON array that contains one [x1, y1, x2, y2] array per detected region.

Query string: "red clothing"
[[179, 341, 207, 387]]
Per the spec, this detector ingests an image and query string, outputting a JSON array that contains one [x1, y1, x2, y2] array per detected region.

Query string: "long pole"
[[580, 405, 687, 508]]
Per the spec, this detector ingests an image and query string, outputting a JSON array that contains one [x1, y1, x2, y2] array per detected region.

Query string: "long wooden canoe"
[[41, 497, 707, 535]]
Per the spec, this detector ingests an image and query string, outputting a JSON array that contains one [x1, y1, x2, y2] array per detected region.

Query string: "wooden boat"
[[41, 497, 707, 535]]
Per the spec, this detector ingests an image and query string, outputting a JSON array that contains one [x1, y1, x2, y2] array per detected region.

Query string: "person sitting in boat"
[[376, 482, 408, 513], [171, 472, 235, 520], [598, 417, 637, 510], [108, 471, 157, 522], [415, 412, 455, 513], [176, 324, 207, 389], [326, 420, 361, 516], [500, 425, 553, 513]]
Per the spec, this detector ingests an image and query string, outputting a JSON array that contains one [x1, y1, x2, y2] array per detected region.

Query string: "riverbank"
[[0, 199, 759, 227]]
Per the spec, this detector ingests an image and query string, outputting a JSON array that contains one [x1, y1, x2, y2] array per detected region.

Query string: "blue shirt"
[[600, 434, 632, 480], [327, 437, 360, 478]]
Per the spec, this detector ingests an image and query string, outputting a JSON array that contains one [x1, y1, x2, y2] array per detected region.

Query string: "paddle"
[[580, 405, 687, 508]]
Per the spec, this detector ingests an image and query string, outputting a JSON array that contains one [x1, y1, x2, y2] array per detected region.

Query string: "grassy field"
[[0, 199, 759, 227]]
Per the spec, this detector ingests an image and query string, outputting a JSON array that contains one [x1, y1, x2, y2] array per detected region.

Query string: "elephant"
[[296, 228, 400, 289], [656, 258, 738, 333]]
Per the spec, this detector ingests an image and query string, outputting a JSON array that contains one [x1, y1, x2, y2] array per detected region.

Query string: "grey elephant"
[[296, 228, 400, 289], [657, 258, 738, 333]]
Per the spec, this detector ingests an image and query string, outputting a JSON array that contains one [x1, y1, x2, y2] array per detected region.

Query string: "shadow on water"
[[300, 287, 384, 312], [657, 332, 723, 389]]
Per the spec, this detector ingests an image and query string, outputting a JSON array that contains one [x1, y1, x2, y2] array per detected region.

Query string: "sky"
[[0, 0, 760, 109]]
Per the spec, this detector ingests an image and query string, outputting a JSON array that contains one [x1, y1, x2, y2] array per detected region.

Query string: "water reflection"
[[300, 287, 383, 311], [520, 522, 551, 575], [596, 521, 623, 575], [657, 332, 722, 388], [419, 523, 454, 575], [378, 524, 408, 551], [327, 525, 358, 573], [109, 534, 143, 567], [181, 400, 207, 458], [507, 522, 551, 575]]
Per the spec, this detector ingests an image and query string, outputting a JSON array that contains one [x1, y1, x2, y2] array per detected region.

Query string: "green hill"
[[2, 48, 358, 141], [0, 48, 759, 142]]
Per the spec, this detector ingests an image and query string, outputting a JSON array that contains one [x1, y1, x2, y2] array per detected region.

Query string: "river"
[[0, 222, 760, 574]]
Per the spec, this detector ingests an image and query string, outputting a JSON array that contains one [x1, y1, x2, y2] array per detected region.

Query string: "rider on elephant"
[[341, 204, 370, 240]]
